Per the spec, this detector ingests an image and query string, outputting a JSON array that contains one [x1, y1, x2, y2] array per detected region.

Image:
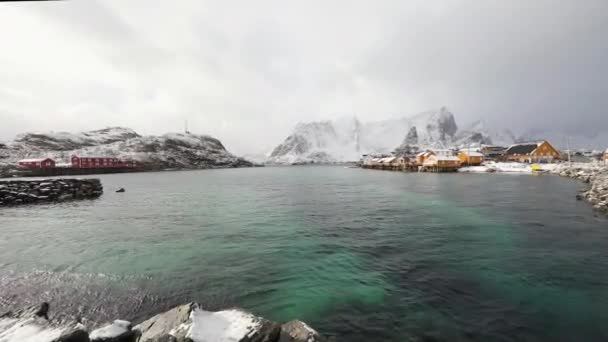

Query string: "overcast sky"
[[0, 0, 607, 154]]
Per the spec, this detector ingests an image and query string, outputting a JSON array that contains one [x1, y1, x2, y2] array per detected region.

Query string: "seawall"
[[0, 178, 103, 206], [0, 302, 326, 342]]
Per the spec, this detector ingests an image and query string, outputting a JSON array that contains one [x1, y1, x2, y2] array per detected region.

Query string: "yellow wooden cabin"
[[504, 140, 560, 163], [415, 151, 434, 166], [421, 152, 461, 172], [458, 151, 484, 166]]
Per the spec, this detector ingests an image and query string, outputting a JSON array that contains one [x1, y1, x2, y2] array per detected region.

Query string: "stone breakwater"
[[0, 302, 326, 342], [0, 178, 103, 206], [551, 163, 608, 214]]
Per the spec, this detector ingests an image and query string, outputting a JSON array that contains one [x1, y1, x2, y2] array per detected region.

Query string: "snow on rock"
[[550, 162, 608, 214], [1, 302, 323, 342], [279, 320, 323, 342], [0, 318, 64, 342], [89, 320, 135, 341], [188, 308, 263, 342], [13, 127, 140, 151], [134, 303, 193, 341], [453, 119, 516, 148]]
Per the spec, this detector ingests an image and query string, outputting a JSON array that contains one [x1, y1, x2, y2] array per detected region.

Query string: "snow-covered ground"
[[459, 161, 573, 174]]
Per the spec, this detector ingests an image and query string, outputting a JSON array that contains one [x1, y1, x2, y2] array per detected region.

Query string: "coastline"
[[0, 302, 325, 342], [549, 163, 608, 214]]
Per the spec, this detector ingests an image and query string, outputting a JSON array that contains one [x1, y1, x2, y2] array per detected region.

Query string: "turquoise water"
[[1, 166, 607, 341]]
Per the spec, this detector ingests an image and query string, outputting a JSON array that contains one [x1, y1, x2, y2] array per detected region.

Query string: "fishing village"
[[360, 139, 608, 172]]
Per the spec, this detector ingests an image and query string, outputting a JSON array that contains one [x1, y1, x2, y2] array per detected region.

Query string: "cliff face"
[[0, 128, 253, 176]]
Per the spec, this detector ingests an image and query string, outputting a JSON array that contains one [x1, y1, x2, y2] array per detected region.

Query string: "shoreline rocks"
[[0, 302, 326, 342], [0, 178, 102, 206], [550, 163, 608, 214]]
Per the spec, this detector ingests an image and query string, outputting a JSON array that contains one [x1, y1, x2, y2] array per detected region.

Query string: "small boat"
[[116, 188, 125, 193]]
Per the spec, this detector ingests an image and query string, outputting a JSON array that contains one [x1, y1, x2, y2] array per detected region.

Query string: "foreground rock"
[[551, 163, 608, 214], [0, 302, 325, 342], [0, 178, 103, 206]]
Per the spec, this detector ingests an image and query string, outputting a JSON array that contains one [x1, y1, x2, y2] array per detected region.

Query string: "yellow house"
[[504, 140, 560, 163], [458, 151, 484, 166], [415, 151, 434, 166], [604, 149, 608, 163], [422, 153, 461, 171]]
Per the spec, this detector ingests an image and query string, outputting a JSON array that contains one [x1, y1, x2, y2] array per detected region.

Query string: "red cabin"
[[71, 155, 138, 169], [18, 158, 56, 169]]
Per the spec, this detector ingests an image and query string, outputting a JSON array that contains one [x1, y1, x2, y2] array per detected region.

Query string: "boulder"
[[52, 324, 90, 342], [186, 308, 280, 342], [134, 303, 194, 342], [278, 320, 324, 342]]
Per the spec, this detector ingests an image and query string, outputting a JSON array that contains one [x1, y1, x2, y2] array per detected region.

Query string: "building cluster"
[[17, 155, 139, 170], [362, 140, 567, 172]]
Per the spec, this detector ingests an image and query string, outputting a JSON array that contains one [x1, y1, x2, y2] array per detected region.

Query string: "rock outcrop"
[[0, 178, 103, 206], [0, 303, 325, 342], [551, 163, 608, 214]]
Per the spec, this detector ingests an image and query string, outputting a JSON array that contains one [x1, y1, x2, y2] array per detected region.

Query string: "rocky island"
[[0, 302, 325, 342]]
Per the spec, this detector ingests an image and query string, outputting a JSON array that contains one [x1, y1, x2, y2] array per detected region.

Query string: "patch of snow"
[[187, 309, 261, 342], [0, 318, 63, 342], [89, 320, 131, 340], [458, 165, 493, 173]]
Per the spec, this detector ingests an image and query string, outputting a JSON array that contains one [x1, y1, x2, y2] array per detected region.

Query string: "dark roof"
[[505, 143, 538, 155]]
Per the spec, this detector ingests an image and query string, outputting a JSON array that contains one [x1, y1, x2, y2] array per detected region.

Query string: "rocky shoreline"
[[0, 178, 103, 206], [0, 302, 326, 342], [550, 163, 608, 214]]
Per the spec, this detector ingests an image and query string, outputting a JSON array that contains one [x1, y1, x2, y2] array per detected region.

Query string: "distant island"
[[0, 127, 255, 178]]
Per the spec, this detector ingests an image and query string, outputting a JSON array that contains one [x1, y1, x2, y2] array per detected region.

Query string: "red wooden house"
[[17, 158, 56, 169], [71, 155, 138, 169]]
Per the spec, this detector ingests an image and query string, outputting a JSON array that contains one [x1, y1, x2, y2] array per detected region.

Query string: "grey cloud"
[[0, 0, 606, 152]]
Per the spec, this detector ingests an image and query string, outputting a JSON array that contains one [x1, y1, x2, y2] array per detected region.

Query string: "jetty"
[[0, 178, 103, 206]]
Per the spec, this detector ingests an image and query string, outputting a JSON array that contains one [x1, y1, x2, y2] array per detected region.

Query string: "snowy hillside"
[[0, 127, 253, 176], [269, 107, 505, 164], [13, 127, 141, 151]]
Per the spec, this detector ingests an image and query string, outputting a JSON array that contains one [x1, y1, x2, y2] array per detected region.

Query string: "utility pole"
[[566, 136, 571, 165]]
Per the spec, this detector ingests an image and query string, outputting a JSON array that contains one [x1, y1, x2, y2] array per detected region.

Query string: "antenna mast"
[[567, 136, 571, 165]]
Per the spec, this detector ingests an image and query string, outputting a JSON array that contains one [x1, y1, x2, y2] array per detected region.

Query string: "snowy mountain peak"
[[268, 108, 483, 164]]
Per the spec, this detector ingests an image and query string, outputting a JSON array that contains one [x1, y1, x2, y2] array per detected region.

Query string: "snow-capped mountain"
[[268, 107, 502, 164], [453, 120, 516, 148], [0, 127, 253, 176]]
